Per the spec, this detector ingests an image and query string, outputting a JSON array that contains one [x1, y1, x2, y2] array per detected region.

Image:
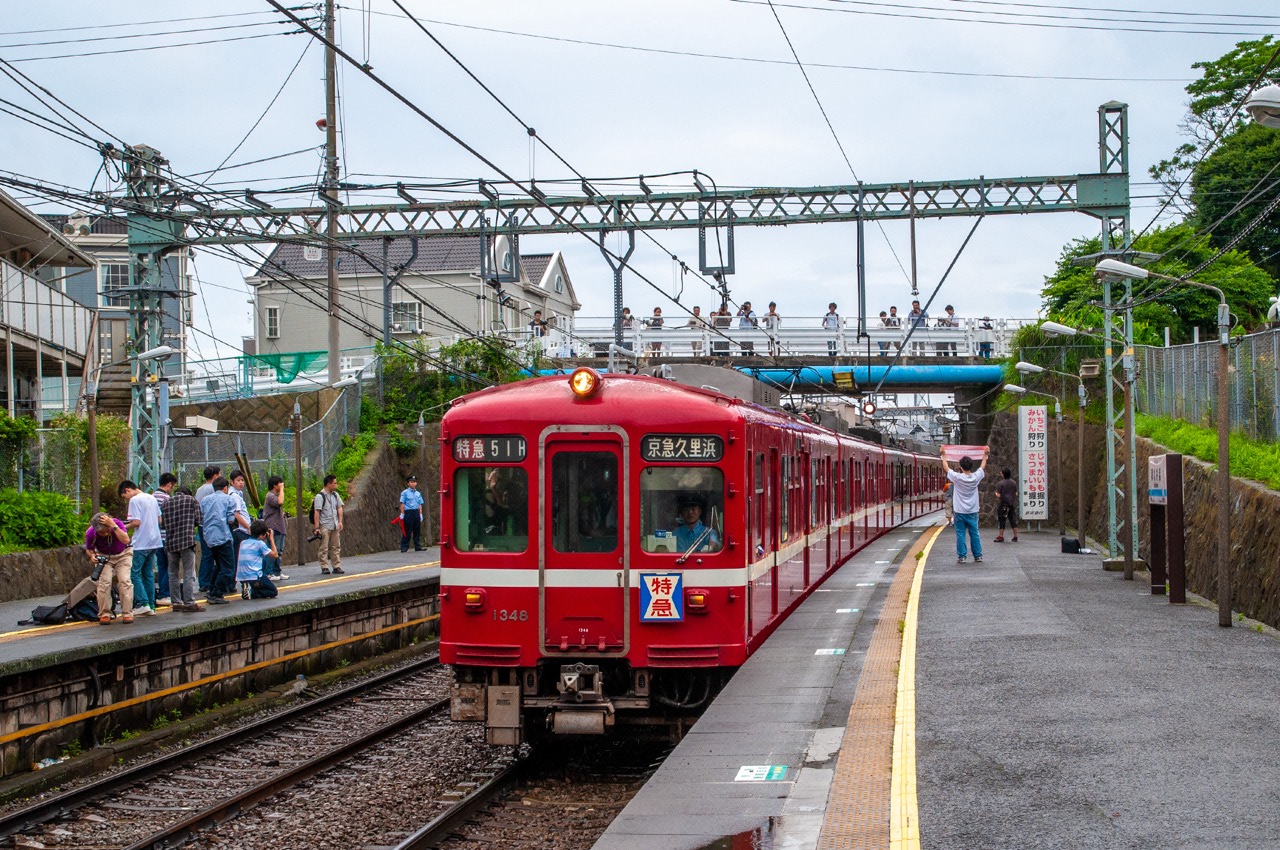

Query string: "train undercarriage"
[[450, 661, 735, 745]]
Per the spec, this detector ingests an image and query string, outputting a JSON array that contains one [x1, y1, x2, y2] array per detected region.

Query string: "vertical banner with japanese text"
[[1018, 405, 1049, 521]]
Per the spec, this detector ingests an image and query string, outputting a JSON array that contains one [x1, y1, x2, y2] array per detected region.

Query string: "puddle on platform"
[[694, 816, 778, 849]]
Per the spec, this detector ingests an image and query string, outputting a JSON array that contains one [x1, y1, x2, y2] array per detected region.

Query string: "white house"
[[246, 235, 580, 356]]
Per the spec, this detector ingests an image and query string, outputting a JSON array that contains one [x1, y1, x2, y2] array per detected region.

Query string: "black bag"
[[1061, 537, 1081, 554], [27, 603, 68, 625], [308, 492, 327, 526]]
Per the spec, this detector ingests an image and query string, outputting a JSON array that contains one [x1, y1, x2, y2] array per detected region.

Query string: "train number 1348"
[[493, 609, 529, 622]]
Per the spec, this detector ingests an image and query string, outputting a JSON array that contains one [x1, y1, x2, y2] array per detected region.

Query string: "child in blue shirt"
[[236, 520, 279, 600]]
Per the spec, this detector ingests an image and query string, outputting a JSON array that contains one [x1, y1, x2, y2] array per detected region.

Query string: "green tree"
[[1039, 223, 1273, 344], [1189, 122, 1280, 280], [1149, 36, 1280, 210], [374, 337, 538, 426]]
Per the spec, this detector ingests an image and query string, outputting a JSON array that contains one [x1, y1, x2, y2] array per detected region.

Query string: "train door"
[[540, 433, 627, 656]]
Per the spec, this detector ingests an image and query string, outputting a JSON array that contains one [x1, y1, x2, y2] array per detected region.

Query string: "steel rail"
[[392, 760, 525, 850], [0, 652, 439, 841], [122, 696, 452, 850]]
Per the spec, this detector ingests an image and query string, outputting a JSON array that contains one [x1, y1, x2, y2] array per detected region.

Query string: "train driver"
[[674, 493, 720, 553]]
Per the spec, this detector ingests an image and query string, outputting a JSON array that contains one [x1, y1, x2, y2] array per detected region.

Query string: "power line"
[[5, 31, 305, 64], [361, 8, 1194, 83], [733, 0, 1280, 36]]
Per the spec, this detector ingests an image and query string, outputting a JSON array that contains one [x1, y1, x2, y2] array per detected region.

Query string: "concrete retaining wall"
[[0, 579, 438, 778], [983, 414, 1280, 629]]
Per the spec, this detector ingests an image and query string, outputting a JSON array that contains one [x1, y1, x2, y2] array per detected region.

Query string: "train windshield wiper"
[[676, 527, 713, 564]]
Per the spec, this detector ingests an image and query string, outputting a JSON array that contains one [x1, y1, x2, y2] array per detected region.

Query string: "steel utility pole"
[[323, 0, 341, 385]]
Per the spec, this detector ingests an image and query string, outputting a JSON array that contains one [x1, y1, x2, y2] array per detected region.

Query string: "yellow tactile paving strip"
[[818, 526, 941, 850]]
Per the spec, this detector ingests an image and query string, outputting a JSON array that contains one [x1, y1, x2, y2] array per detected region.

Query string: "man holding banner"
[[941, 445, 989, 563]]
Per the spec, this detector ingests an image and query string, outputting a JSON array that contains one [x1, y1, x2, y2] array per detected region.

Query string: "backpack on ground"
[[25, 603, 68, 625]]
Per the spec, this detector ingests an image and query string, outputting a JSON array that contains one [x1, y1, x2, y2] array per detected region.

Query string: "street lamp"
[[331, 376, 358, 389], [1093, 257, 1233, 627], [1244, 83, 1280, 128]]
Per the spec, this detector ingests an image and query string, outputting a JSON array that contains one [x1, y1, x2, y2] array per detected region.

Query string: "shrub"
[[0, 489, 83, 550]]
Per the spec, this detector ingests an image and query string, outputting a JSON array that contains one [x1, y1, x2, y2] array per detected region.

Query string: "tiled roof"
[[39, 213, 129, 236], [251, 235, 550, 281]]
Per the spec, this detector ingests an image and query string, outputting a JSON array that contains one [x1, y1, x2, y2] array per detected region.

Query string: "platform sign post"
[[1149, 454, 1185, 603], [1018, 406, 1049, 522]]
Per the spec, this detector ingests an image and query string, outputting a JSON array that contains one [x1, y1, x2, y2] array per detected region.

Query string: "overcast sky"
[[5, 1, 1278, 361]]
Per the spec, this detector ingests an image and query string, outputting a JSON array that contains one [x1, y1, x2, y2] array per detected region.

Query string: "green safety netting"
[[243, 351, 328, 384]]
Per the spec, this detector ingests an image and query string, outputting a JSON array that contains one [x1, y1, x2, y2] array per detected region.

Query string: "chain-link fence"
[[1136, 326, 1280, 441], [169, 384, 362, 496], [2, 385, 362, 515]]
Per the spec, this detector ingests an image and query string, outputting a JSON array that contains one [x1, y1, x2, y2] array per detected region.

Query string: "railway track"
[[1, 655, 464, 849], [395, 740, 669, 850]]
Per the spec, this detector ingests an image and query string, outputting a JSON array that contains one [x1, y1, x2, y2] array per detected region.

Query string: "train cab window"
[[639, 467, 724, 555], [550, 451, 619, 554], [453, 467, 529, 552]]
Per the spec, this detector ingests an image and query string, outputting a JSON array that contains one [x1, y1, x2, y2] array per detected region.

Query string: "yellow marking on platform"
[[0, 559, 439, 643], [817, 528, 936, 849], [890, 525, 941, 850]]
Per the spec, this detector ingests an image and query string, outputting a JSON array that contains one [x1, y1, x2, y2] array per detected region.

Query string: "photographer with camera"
[[84, 512, 134, 624], [312, 474, 344, 575]]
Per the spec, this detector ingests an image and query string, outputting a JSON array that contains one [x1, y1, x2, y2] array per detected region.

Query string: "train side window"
[[453, 466, 529, 553], [780, 456, 790, 540], [639, 466, 725, 554], [550, 451, 619, 554], [747, 455, 757, 555]]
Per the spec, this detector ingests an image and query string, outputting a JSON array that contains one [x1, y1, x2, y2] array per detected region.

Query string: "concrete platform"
[[0, 549, 440, 667], [595, 522, 1280, 850], [593, 521, 932, 850]]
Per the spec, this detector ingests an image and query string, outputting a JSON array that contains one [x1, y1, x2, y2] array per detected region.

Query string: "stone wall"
[[983, 413, 1280, 629], [0, 547, 89, 607], [169, 387, 342, 434]]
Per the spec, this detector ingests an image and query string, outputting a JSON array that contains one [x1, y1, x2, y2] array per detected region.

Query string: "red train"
[[439, 367, 943, 744]]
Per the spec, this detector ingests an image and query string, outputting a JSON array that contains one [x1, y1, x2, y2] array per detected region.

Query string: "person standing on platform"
[[161, 486, 203, 612], [200, 477, 237, 604], [400, 474, 425, 552], [994, 468, 1020, 542], [687, 306, 707, 356], [908, 300, 929, 355], [763, 302, 782, 356], [85, 511, 134, 624], [261, 475, 290, 580], [119, 480, 161, 617], [941, 449, 988, 563], [227, 470, 253, 565], [195, 465, 220, 593], [886, 305, 902, 351], [823, 303, 841, 356], [936, 304, 960, 356], [152, 472, 177, 606], [313, 474, 345, 575]]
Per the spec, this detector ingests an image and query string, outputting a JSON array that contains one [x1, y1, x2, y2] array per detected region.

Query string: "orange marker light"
[[686, 589, 709, 612], [570, 367, 602, 399], [464, 588, 487, 611]]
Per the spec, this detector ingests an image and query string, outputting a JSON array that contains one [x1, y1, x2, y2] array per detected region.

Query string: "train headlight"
[[685, 588, 709, 613], [569, 367, 602, 399], [464, 587, 487, 612]]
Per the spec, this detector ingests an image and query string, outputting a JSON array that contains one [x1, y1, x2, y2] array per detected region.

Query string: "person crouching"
[[235, 520, 279, 600]]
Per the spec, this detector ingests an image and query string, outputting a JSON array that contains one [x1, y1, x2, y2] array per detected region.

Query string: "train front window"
[[453, 467, 529, 552], [640, 467, 725, 555], [550, 451, 619, 554]]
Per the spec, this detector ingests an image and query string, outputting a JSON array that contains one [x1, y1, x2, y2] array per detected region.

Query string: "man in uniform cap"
[[399, 474, 425, 552], [674, 493, 720, 553]]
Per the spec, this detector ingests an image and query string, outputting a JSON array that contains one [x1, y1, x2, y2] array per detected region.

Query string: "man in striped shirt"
[[162, 487, 203, 612]]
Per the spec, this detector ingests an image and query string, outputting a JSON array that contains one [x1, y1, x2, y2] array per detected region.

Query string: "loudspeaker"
[[1061, 537, 1081, 554]]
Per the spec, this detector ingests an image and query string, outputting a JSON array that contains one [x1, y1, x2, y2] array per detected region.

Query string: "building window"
[[99, 263, 129, 304], [392, 301, 423, 333], [265, 306, 280, 339], [554, 273, 564, 294]]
